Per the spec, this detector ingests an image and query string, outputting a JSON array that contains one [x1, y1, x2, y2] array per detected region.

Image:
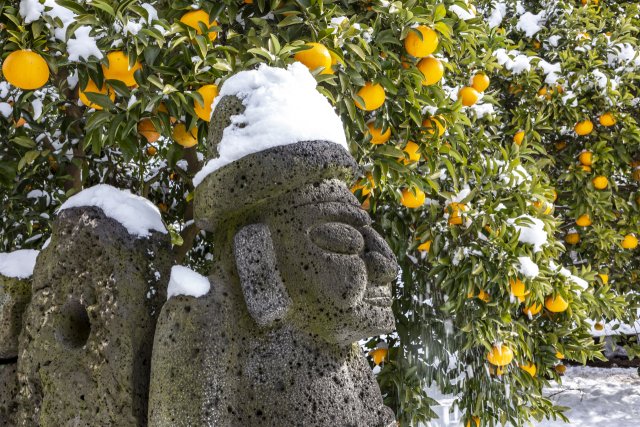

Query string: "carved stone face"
[[265, 184, 397, 344]]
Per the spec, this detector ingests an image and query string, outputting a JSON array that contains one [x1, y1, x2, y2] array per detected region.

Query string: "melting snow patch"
[[495, 49, 531, 74], [59, 184, 167, 237], [167, 265, 211, 299], [67, 26, 104, 62], [0, 250, 39, 279], [507, 215, 548, 252], [516, 256, 539, 278], [193, 63, 348, 187], [487, 2, 507, 28], [516, 11, 546, 37], [449, 5, 475, 20], [19, 0, 44, 23]]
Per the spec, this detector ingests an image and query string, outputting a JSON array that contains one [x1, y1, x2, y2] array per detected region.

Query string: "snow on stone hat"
[[194, 63, 358, 231]]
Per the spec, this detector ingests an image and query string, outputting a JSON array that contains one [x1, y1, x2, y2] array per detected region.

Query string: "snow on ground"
[[58, 184, 167, 237], [193, 63, 348, 187], [0, 250, 39, 279], [421, 367, 640, 427], [167, 265, 210, 299]]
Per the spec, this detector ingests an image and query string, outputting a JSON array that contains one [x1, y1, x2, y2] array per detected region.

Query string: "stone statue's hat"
[[194, 65, 359, 232]]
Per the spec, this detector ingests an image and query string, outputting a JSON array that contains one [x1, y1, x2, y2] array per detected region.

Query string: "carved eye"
[[309, 222, 365, 255]]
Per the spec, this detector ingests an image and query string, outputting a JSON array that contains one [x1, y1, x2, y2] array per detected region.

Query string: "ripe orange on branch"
[[592, 176, 608, 189], [487, 345, 514, 366], [404, 26, 439, 57], [458, 87, 479, 106], [2, 50, 50, 90], [579, 151, 593, 165], [294, 43, 333, 75], [599, 112, 616, 126], [401, 141, 421, 164], [102, 51, 142, 87], [365, 122, 391, 145], [194, 84, 218, 122], [417, 56, 444, 85], [622, 235, 638, 249], [354, 82, 385, 111], [545, 294, 569, 312], [576, 215, 592, 227], [138, 119, 160, 143], [173, 123, 198, 147], [180, 10, 218, 42], [575, 120, 593, 135], [514, 131, 525, 146], [400, 188, 426, 208], [422, 116, 446, 137], [471, 74, 490, 92], [79, 80, 115, 111]]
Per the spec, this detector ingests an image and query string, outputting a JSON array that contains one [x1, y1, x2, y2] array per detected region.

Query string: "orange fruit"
[[594, 322, 604, 331], [556, 364, 567, 373], [417, 56, 444, 85], [404, 26, 439, 57], [575, 120, 593, 135], [158, 203, 167, 211], [354, 82, 385, 111], [422, 116, 446, 137], [555, 141, 566, 150], [538, 88, 548, 96], [598, 274, 608, 284], [472, 74, 490, 92], [566, 233, 580, 245], [592, 176, 608, 189], [524, 302, 542, 316], [622, 234, 638, 249], [401, 141, 421, 164], [534, 41, 541, 49], [576, 215, 592, 227], [417, 240, 432, 253], [556, 85, 564, 94], [514, 131, 525, 146], [545, 295, 569, 312], [519, 361, 536, 377], [366, 121, 391, 145], [458, 87, 479, 107], [401, 188, 426, 208], [173, 123, 198, 147], [102, 51, 142, 86], [582, 0, 598, 4], [447, 202, 468, 226], [294, 43, 333, 74], [555, 350, 565, 359], [2, 50, 50, 90], [533, 200, 552, 214], [478, 291, 490, 302], [579, 151, 593, 165], [194, 84, 218, 122], [146, 146, 157, 156], [466, 416, 480, 427], [368, 347, 388, 365], [509, 85, 523, 94], [487, 345, 514, 366], [510, 278, 529, 297], [155, 103, 177, 124], [79, 80, 115, 110], [599, 112, 616, 126], [577, 164, 591, 172], [180, 10, 218, 42], [551, 189, 558, 201], [138, 119, 160, 143], [351, 174, 374, 196]]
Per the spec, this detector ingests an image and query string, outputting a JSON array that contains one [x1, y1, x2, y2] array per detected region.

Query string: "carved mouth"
[[363, 285, 393, 307]]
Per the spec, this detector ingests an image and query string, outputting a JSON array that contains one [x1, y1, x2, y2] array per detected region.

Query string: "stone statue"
[[148, 94, 398, 426], [15, 202, 172, 426]]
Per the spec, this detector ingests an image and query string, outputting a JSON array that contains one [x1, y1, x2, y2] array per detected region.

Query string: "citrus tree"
[[0, 0, 632, 426]]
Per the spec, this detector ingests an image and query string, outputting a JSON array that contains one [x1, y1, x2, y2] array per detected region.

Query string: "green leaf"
[[55, 0, 87, 15], [84, 92, 117, 110], [11, 136, 36, 149], [277, 15, 303, 27]]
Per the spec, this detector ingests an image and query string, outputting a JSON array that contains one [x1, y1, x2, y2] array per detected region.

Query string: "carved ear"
[[234, 223, 292, 327]]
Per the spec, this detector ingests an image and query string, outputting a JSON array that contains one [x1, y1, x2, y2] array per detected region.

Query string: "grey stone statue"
[[15, 206, 172, 426], [148, 95, 398, 426]]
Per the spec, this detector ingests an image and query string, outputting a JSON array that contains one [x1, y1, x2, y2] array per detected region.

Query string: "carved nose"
[[361, 227, 398, 283]]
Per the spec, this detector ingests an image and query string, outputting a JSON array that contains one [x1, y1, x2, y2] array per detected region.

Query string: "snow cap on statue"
[[193, 63, 358, 232]]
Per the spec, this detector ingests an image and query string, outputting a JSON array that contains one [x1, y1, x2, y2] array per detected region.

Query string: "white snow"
[[585, 318, 640, 337], [537, 60, 562, 84], [529, 367, 640, 427], [487, 2, 507, 28], [58, 184, 167, 237], [449, 5, 474, 20], [549, 35, 562, 47], [516, 256, 539, 278], [516, 11, 546, 37], [0, 102, 11, 118], [66, 26, 104, 62], [495, 49, 532, 74], [508, 215, 548, 252], [167, 265, 211, 299], [43, 0, 77, 40], [141, 4, 159, 24], [193, 63, 348, 187], [19, 0, 44, 24], [0, 250, 39, 279]]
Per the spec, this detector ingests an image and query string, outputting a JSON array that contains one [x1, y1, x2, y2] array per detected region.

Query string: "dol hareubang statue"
[[148, 66, 398, 426]]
